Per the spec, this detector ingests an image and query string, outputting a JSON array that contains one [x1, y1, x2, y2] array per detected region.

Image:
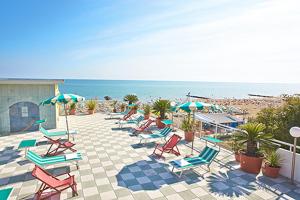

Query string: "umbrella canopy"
[[177, 101, 211, 155], [178, 102, 210, 113], [170, 101, 178, 112], [41, 94, 85, 105], [41, 93, 85, 141]]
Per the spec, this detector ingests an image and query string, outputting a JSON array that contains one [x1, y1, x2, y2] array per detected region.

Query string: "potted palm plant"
[[143, 104, 151, 120], [86, 99, 97, 114], [69, 102, 76, 115], [231, 134, 242, 162], [236, 123, 273, 174], [181, 116, 195, 142], [262, 149, 282, 178], [123, 94, 139, 105], [152, 99, 171, 129]]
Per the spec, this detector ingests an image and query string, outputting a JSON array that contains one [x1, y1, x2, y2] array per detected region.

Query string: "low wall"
[[277, 148, 300, 182]]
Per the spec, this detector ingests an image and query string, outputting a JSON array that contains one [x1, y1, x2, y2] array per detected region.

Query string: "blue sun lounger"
[[117, 115, 144, 128], [40, 127, 77, 140], [139, 127, 172, 144], [26, 150, 82, 169], [169, 146, 219, 177]]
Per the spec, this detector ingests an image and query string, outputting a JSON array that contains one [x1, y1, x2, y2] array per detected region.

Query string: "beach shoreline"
[[67, 96, 284, 119]]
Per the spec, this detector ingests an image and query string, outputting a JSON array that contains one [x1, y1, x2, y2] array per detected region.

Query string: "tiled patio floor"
[[0, 113, 299, 200]]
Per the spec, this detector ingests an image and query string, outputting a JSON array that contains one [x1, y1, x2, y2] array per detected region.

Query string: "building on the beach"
[[0, 79, 64, 135], [195, 113, 244, 134]]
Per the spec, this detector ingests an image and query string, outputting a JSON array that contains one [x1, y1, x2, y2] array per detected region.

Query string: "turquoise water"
[[59, 79, 300, 101]]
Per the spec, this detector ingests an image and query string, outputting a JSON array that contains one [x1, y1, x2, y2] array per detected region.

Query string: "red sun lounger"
[[44, 136, 76, 156], [32, 165, 78, 200], [153, 134, 181, 158], [133, 119, 154, 135]]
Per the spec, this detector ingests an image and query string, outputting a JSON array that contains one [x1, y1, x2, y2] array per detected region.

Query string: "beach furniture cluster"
[[12, 119, 82, 199], [108, 106, 220, 179]]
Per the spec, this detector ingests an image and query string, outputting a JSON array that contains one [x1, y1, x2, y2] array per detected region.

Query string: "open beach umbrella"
[[40, 93, 85, 140], [170, 101, 178, 122], [177, 101, 211, 155]]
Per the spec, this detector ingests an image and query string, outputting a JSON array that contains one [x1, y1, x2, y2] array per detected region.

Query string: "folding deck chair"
[[169, 146, 219, 177], [117, 115, 144, 128], [120, 109, 135, 121], [32, 165, 78, 200], [40, 127, 77, 141], [139, 127, 172, 144], [132, 119, 154, 135], [109, 108, 130, 119], [44, 136, 76, 156], [152, 134, 181, 158], [26, 150, 82, 169]]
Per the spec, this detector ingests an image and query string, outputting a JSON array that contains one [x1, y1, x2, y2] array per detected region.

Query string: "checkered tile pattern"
[[0, 113, 299, 199]]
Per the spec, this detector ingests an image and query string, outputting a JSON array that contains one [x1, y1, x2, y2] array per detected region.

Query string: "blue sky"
[[1, 0, 300, 83]]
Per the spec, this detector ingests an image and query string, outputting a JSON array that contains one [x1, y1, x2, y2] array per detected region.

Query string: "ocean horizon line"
[[3, 77, 300, 85]]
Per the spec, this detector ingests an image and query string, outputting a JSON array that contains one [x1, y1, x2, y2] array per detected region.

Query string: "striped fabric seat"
[[40, 127, 77, 137], [169, 146, 219, 177], [26, 150, 82, 168], [139, 127, 172, 144], [109, 108, 130, 118], [118, 116, 144, 128]]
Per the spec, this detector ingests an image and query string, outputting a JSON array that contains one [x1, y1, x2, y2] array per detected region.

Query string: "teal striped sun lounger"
[[169, 146, 219, 177], [139, 127, 172, 144], [109, 108, 130, 118], [117, 115, 144, 128], [40, 127, 77, 140], [0, 187, 13, 200], [26, 150, 82, 169]]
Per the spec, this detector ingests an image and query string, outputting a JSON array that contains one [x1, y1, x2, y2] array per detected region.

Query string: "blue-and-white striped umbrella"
[[41, 93, 85, 140]]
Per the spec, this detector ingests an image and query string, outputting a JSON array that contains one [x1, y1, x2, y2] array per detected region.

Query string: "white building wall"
[[0, 84, 58, 135], [277, 148, 300, 182]]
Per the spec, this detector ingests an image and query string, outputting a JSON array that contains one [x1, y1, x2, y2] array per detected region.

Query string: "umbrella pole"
[[64, 104, 70, 141], [191, 111, 195, 155]]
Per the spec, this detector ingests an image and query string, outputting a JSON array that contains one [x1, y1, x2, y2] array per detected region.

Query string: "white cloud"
[[70, 0, 300, 83]]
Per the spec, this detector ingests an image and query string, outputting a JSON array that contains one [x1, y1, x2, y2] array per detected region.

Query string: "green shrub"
[[143, 104, 151, 115], [86, 99, 97, 111], [264, 149, 282, 168], [181, 116, 194, 132]]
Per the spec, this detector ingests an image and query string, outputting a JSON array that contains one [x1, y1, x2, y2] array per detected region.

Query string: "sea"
[[59, 79, 300, 101]]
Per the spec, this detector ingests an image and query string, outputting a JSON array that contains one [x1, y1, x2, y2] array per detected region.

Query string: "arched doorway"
[[9, 102, 40, 132]]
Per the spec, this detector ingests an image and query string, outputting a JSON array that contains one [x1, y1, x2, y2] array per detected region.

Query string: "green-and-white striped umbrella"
[[178, 101, 211, 155], [41, 94, 85, 105], [41, 93, 85, 140], [178, 101, 211, 113], [170, 101, 178, 112]]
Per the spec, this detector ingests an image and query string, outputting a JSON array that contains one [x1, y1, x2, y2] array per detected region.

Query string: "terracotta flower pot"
[[156, 118, 166, 129], [88, 109, 95, 115], [144, 114, 150, 120], [69, 109, 76, 115], [262, 163, 281, 178], [184, 131, 194, 142], [240, 153, 263, 174], [235, 152, 240, 162]]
